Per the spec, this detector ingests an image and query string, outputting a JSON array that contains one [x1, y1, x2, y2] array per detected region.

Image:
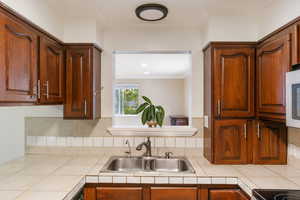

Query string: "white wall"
[[1, 0, 64, 40], [114, 79, 186, 126], [0, 106, 62, 164], [203, 15, 259, 44], [63, 17, 98, 44], [102, 27, 204, 118], [257, 0, 300, 39], [0, 0, 65, 164]]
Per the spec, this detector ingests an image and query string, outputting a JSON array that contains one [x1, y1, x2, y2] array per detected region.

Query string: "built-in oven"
[[286, 65, 300, 128]]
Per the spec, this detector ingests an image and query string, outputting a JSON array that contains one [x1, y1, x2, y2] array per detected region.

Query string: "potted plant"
[[136, 96, 165, 128]]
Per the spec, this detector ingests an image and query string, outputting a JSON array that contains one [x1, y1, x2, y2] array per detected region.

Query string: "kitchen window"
[[114, 84, 139, 116]]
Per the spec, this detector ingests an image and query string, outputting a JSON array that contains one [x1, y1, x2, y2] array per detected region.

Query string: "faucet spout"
[[136, 137, 152, 157]]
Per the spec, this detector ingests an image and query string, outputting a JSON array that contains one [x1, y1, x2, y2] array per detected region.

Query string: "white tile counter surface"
[[1, 147, 300, 200]]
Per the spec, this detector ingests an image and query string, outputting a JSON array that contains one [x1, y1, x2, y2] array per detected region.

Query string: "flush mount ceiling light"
[[135, 4, 168, 21]]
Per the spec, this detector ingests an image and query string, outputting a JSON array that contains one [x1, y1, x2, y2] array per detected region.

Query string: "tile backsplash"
[[27, 135, 203, 148], [25, 117, 204, 153], [25, 117, 203, 137]]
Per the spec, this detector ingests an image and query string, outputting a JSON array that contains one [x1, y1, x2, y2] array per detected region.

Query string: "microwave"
[[286, 68, 300, 128]]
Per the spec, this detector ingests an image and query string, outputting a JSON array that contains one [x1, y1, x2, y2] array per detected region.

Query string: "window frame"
[[114, 83, 140, 117]]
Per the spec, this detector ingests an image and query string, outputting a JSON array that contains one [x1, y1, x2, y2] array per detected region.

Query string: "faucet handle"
[[165, 152, 173, 159]]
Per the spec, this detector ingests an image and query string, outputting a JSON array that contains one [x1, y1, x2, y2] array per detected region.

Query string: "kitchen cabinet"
[[256, 34, 292, 121], [84, 185, 250, 200], [39, 36, 65, 104], [96, 187, 143, 200], [214, 119, 250, 164], [206, 189, 249, 200], [213, 47, 255, 118], [64, 44, 102, 119], [253, 120, 287, 164], [203, 38, 290, 164], [151, 187, 197, 200], [0, 11, 38, 104], [203, 42, 256, 164]]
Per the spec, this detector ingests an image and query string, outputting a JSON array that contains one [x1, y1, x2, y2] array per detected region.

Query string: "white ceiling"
[[115, 52, 191, 79], [51, 0, 274, 29]]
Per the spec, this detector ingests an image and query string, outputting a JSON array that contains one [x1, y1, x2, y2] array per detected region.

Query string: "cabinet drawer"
[[150, 187, 197, 200], [96, 187, 143, 200]]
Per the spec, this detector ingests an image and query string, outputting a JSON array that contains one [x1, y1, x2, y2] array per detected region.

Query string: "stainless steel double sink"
[[100, 156, 195, 173]]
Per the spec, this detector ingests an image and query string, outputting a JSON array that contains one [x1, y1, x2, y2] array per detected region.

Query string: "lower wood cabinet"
[[253, 120, 287, 164], [205, 119, 287, 164], [207, 189, 249, 200], [83, 185, 250, 200], [96, 187, 143, 200], [214, 119, 249, 164], [151, 187, 197, 200]]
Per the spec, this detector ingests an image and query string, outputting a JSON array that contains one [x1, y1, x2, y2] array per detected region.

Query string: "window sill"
[[107, 126, 198, 136]]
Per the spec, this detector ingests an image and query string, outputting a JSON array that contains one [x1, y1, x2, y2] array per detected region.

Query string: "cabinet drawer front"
[[151, 187, 197, 200], [97, 187, 143, 200], [214, 47, 255, 118], [209, 189, 249, 200]]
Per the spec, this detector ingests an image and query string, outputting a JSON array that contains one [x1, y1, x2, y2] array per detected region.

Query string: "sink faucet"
[[136, 137, 152, 157], [125, 139, 132, 157]]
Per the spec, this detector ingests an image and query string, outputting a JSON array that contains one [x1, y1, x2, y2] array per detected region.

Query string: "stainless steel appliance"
[[286, 66, 300, 128], [253, 189, 300, 200]]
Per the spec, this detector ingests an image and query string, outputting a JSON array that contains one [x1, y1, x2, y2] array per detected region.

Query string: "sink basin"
[[106, 157, 144, 172], [149, 158, 190, 172], [101, 156, 195, 173]]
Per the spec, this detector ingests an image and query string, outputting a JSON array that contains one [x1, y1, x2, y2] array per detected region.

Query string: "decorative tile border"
[[27, 136, 203, 148]]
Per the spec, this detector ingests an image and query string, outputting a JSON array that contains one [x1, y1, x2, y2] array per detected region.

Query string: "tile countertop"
[[1, 148, 300, 200]]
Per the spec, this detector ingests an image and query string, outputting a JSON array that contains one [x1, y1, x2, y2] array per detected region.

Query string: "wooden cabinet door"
[[96, 187, 143, 200], [209, 189, 249, 200], [214, 120, 249, 164], [0, 13, 38, 103], [253, 120, 287, 164], [64, 47, 91, 119], [214, 47, 255, 118], [151, 187, 197, 200], [39, 37, 64, 104], [257, 34, 292, 120]]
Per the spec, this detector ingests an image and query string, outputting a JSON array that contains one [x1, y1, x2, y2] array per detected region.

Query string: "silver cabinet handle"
[[84, 99, 87, 116], [244, 123, 247, 140], [37, 80, 41, 99], [46, 81, 49, 99], [217, 99, 221, 117], [43, 81, 49, 99], [257, 122, 260, 140]]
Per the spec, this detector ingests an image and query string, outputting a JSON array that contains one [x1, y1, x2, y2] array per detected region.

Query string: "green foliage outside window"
[[115, 86, 139, 115]]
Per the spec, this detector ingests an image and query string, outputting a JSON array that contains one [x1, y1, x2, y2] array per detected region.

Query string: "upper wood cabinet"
[[151, 187, 198, 200], [256, 34, 292, 121], [253, 120, 287, 164], [214, 119, 250, 164], [64, 44, 102, 119], [39, 36, 65, 104], [213, 47, 255, 118], [0, 11, 38, 104]]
